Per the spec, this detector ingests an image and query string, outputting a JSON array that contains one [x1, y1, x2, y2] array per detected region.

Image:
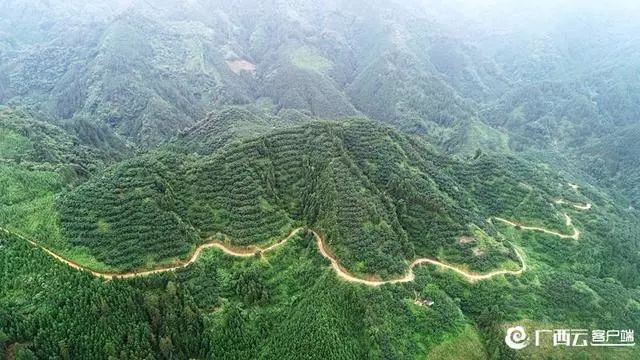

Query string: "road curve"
[[554, 199, 592, 211], [1, 198, 590, 284], [0, 227, 306, 280], [493, 214, 580, 240], [493, 201, 592, 241], [1, 226, 524, 285], [312, 231, 525, 286]]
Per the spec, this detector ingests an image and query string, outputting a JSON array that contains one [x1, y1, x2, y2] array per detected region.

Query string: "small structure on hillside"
[[413, 291, 434, 307], [415, 299, 435, 307], [472, 247, 484, 257]]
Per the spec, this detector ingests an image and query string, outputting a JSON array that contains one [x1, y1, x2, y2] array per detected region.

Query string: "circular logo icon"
[[505, 326, 529, 350]]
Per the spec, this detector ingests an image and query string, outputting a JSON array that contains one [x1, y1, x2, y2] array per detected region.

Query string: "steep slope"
[[57, 154, 199, 270], [579, 124, 640, 207], [481, 69, 640, 206], [261, 61, 357, 118], [174, 106, 315, 156]]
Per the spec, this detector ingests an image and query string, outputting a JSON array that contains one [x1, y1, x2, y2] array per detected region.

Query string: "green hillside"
[[53, 119, 585, 278]]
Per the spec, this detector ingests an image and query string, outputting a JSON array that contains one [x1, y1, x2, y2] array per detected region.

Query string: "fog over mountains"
[[2, 1, 639, 202]]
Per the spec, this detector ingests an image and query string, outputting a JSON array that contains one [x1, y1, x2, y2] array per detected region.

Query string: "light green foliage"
[[290, 47, 333, 73], [0, 128, 30, 159], [427, 325, 488, 360], [0, 165, 61, 206]]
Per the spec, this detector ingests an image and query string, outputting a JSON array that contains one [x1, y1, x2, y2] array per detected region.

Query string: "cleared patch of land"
[[226, 59, 256, 73]]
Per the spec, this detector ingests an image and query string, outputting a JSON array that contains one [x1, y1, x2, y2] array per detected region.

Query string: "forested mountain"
[[57, 119, 539, 275], [1, 0, 639, 359], [0, 0, 510, 147]]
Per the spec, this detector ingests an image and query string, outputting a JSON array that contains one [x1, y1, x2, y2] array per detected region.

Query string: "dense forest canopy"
[[0, 0, 639, 359]]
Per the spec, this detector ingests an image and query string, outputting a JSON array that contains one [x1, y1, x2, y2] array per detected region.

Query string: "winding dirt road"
[[0, 199, 590, 285], [312, 231, 525, 285], [493, 214, 580, 240], [0, 227, 305, 280], [554, 199, 592, 211], [1, 226, 524, 285], [493, 201, 592, 241]]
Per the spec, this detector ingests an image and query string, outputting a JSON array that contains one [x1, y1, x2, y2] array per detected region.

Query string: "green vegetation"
[[427, 325, 488, 360], [0, 165, 61, 207], [0, 108, 131, 271], [57, 119, 536, 275], [290, 47, 333, 73], [0, 108, 129, 174], [3, 225, 637, 359], [0, 128, 30, 158], [1, 1, 640, 358], [261, 63, 358, 118], [58, 154, 199, 270], [0, 230, 473, 359], [0, 234, 207, 359], [43, 113, 639, 358]]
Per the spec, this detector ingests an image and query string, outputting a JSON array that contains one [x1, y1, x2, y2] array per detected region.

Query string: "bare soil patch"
[[226, 59, 256, 74], [459, 236, 475, 245]]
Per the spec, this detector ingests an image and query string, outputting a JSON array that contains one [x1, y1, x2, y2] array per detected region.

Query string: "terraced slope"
[[56, 119, 573, 276], [58, 155, 198, 269]]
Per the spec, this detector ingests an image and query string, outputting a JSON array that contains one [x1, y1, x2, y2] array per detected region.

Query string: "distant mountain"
[[0, 0, 511, 150]]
